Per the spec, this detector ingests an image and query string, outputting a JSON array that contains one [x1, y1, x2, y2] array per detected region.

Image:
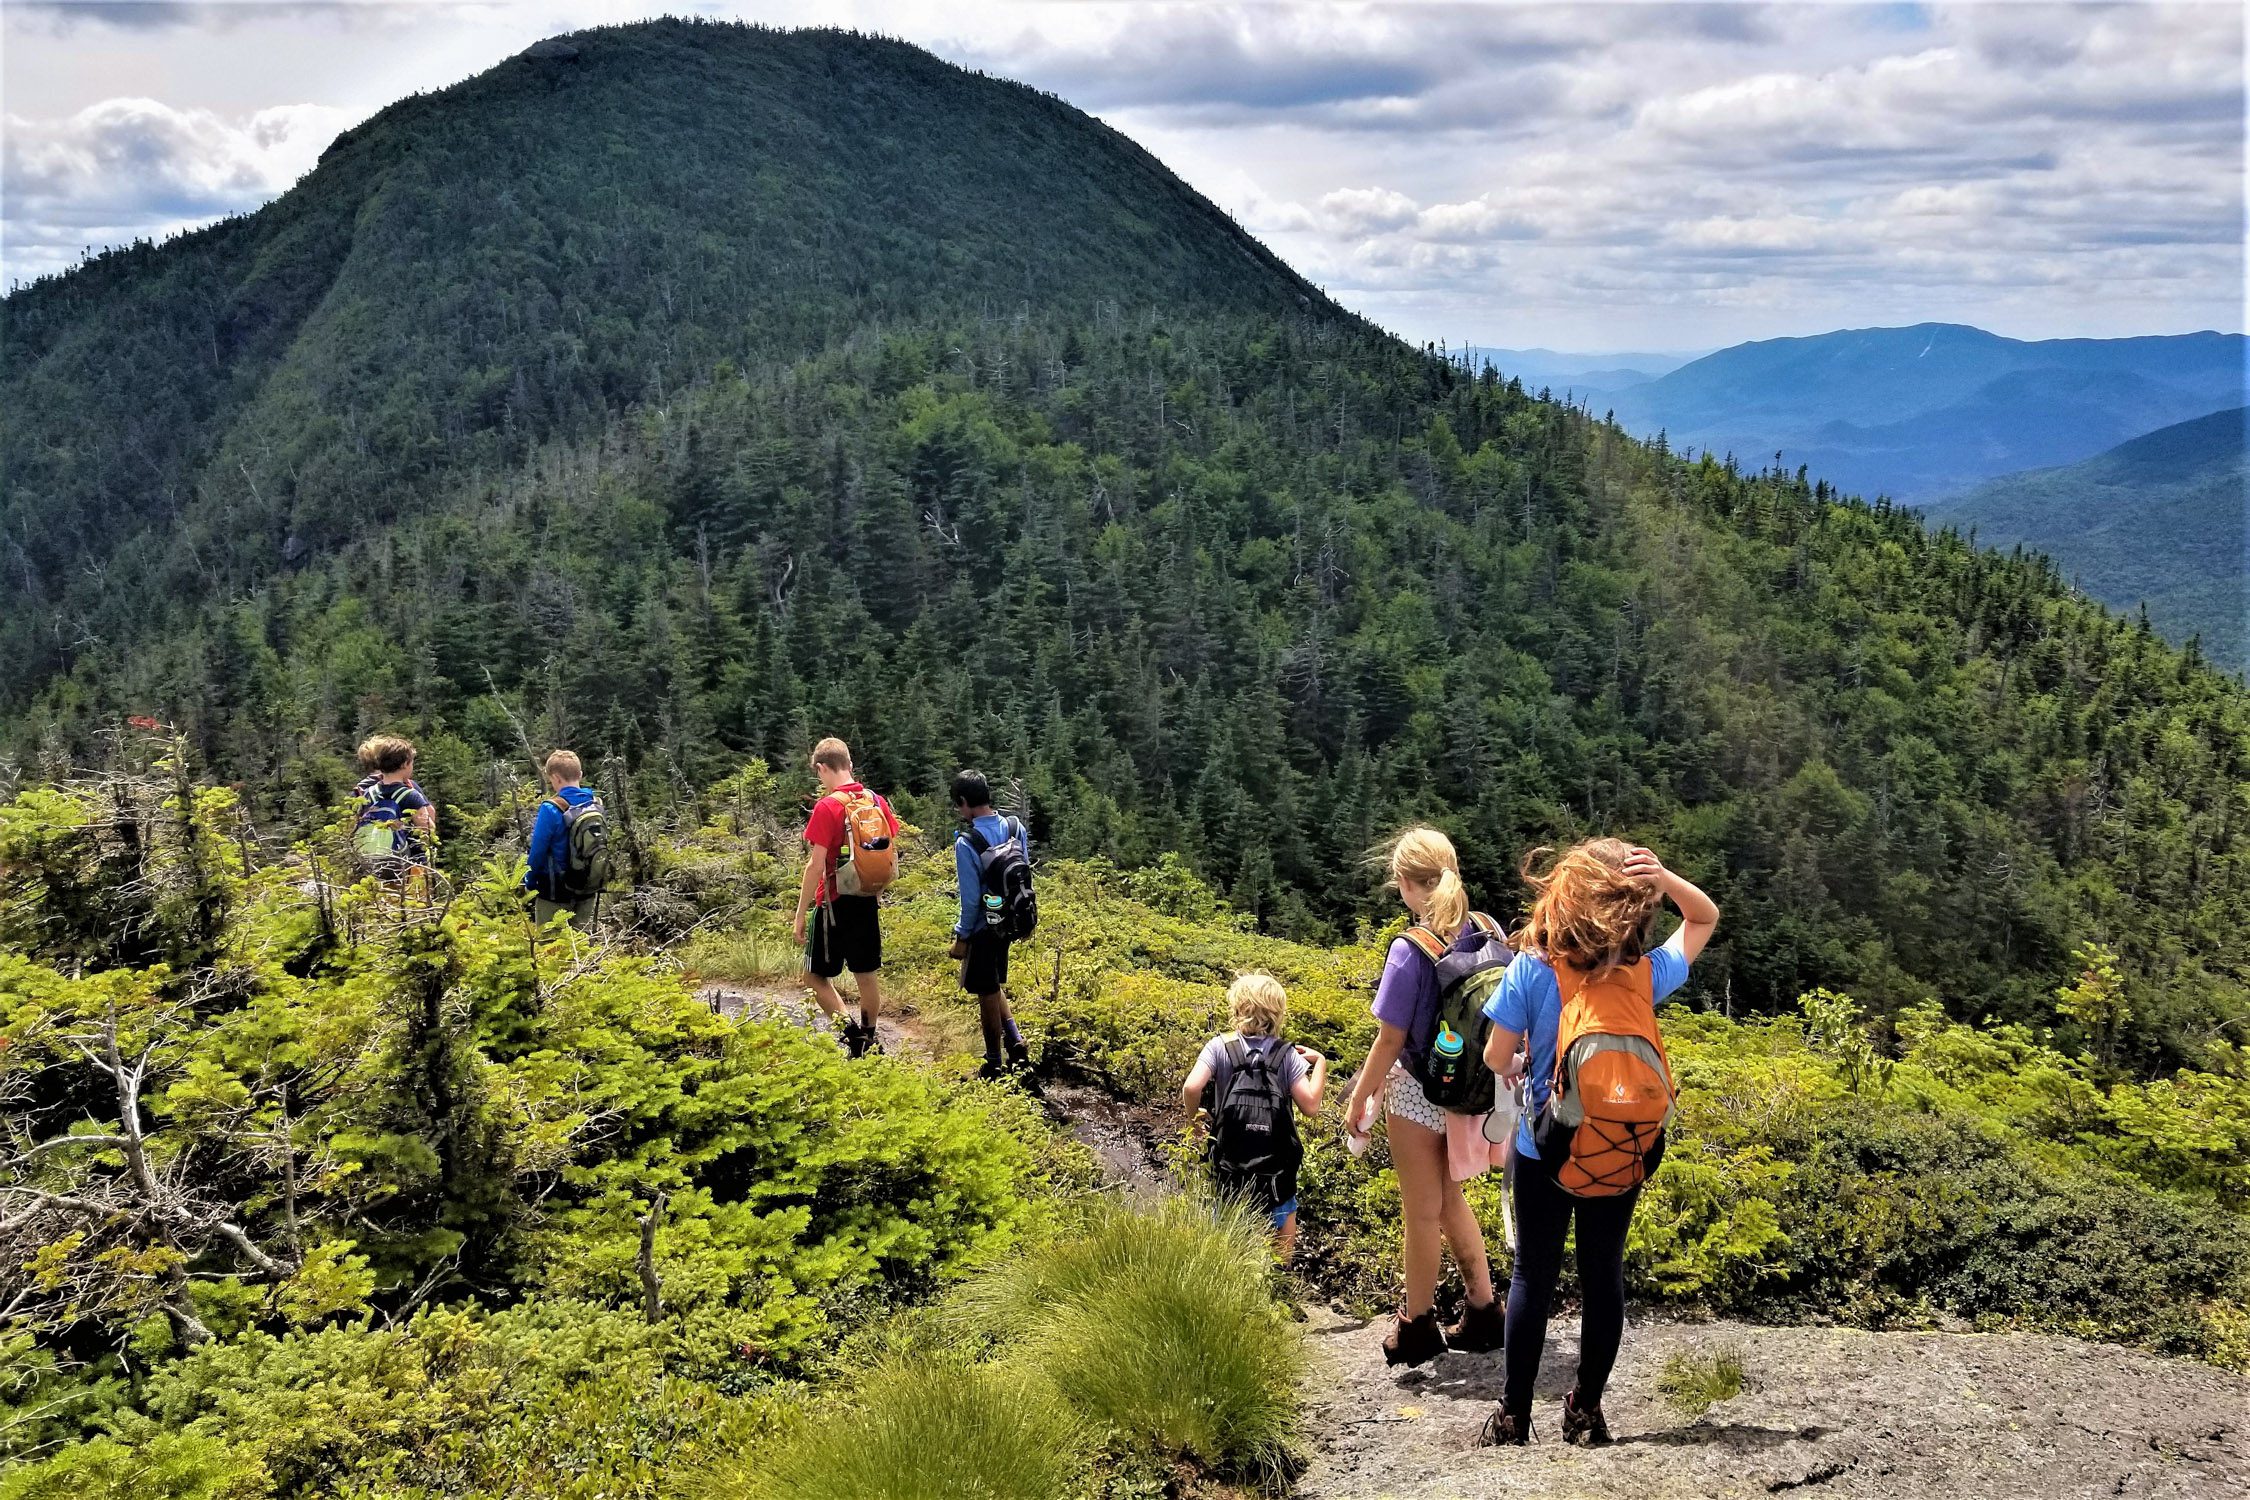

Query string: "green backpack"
[[1403, 911, 1513, 1114]]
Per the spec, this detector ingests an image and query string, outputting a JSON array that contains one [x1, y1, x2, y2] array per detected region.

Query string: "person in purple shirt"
[[1338, 826, 1503, 1368], [1474, 838, 1719, 1450]]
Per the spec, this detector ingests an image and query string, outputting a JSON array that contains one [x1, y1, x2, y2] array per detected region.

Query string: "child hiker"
[[1338, 827, 1512, 1366], [1475, 839, 1717, 1448], [1183, 972, 1328, 1259]]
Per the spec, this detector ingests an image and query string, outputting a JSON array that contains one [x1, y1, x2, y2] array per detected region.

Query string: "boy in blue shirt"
[[947, 769, 1032, 1081], [525, 750, 601, 928]]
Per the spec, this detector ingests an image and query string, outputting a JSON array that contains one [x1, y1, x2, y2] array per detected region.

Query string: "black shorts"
[[959, 928, 1012, 996], [806, 895, 882, 977]]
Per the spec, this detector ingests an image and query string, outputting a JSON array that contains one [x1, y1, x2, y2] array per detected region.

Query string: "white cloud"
[[0, 0, 2238, 348], [4, 95, 361, 283]]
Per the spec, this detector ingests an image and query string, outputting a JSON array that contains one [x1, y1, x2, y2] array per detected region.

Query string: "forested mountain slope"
[[0, 19, 1324, 720], [1924, 407, 2248, 670], [3, 21, 2247, 1068]]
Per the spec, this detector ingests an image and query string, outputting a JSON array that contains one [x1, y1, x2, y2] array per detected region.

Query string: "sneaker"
[[1560, 1389, 1611, 1447], [1476, 1407, 1531, 1447], [1444, 1296, 1503, 1353], [1381, 1308, 1447, 1368]]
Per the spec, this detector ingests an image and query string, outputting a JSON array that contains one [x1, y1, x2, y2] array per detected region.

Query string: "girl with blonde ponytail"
[[1339, 826, 1504, 1369]]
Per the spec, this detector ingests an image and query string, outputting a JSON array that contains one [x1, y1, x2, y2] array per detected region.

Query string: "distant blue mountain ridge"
[[1459, 345, 1702, 395], [1574, 322, 2246, 502]]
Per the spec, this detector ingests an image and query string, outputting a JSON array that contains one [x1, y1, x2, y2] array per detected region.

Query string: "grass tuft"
[[955, 1195, 1303, 1478], [1657, 1343, 1748, 1416], [750, 1357, 1086, 1500]]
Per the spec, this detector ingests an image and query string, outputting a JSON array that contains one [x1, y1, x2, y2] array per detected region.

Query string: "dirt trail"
[[1294, 1304, 2249, 1500], [697, 982, 1176, 1195]]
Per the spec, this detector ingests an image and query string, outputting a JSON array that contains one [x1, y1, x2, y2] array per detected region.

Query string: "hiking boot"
[[977, 1056, 1007, 1081], [1560, 1390, 1611, 1447], [1381, 1309, 1447, 1367], [1476, 1407, 1531, 1446], [1444, 1296, 1503, 1354], [859, 1027, 885, 1058], [842, 1022, 872, 1059]]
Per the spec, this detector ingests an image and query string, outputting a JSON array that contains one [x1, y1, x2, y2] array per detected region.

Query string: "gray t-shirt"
[[1197, 1033, 1306, 1108]]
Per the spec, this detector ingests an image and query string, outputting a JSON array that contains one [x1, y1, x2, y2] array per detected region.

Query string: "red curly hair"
[[1514, 837, 1662, 977]]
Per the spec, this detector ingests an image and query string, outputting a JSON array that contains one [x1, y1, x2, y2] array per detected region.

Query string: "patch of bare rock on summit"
[[1295, 1306, 2248, 1500]]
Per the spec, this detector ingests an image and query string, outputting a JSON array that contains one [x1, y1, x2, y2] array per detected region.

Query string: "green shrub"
[[957, 1197, 1303, 1478], [1657, 1344, 1747, 1416], [748, 1359, 1085, 1500], [0, 1432, 260, 1500]]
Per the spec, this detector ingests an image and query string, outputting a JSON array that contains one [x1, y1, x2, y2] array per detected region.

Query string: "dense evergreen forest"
[[4, 20, 2245, 1069]]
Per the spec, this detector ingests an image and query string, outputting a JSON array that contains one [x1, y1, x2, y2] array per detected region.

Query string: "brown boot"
[[1381, 1308, 1447, 1367], [1477, 1406, 1531, 1446], [1560, 1389, 1612, 1447], [1444, 1295, 1503, 1353]]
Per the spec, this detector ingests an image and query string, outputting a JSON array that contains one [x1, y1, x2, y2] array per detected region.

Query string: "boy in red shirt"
[[792, 737, 898, 1057]]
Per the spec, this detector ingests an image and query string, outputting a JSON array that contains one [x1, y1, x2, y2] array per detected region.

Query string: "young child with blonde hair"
[[1181, 972, 1328, 1258]]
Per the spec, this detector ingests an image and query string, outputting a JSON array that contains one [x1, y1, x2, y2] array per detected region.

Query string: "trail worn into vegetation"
[[699, 983, 1177, 1195], [1294, 1306, 2249, 1500]]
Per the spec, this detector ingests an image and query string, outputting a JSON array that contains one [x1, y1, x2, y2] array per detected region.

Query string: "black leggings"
[[1503, 1161, 1640, 1416]]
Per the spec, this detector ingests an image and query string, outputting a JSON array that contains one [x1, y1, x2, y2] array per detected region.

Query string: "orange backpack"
[[830, 789, 898, 896], [1533, 956, 1676, 1198]]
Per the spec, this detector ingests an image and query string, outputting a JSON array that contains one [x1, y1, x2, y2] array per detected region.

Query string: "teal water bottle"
[[1432, 1022, 1466, 1093]]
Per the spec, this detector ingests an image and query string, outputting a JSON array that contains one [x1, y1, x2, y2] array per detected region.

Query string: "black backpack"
[[1206, 1037, 1302, 1212], [1403, 912, 1513, 1115], [543, 794, 610, 900], [965, 817, 1038, 941]]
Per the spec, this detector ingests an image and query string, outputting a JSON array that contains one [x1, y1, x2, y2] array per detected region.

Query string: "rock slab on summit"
[[1295, 1307, 2248, 1500]]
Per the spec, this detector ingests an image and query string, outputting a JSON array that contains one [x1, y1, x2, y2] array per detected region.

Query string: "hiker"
[[1182, 972, 1328, 1259], [352, 734, 436, 880], [792, 737, 897, 1058], [1474, 839, 1718, 1448], [524, 750, 606, 929], [1338, 826, 1511, 1367], [948, 769, 1038, 1081]]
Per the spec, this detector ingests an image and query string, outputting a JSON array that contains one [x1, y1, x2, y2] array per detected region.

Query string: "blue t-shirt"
[[525, 784, 598, 892], [1483, 930, 1692, 1159], [954, 812, 1029, 937]]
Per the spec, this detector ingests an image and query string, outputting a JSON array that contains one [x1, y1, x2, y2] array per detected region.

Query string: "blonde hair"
[[356, 734, 415, 775], [1515, 837, 1661, 977], [1385, 825, 1469, 939], [543, 749, 583, 782], [811, 737, 853, 773], [1228, 972, 1289, 1037]]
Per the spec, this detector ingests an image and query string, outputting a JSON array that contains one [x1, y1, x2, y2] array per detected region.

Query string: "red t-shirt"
[[803, 782, 897, 901]]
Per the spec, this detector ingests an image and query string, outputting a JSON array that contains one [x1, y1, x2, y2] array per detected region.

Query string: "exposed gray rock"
[[525, 38, 581, 62], [1295, 1306, 2249, 1500]]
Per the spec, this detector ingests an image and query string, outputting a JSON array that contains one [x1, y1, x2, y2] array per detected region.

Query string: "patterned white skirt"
[[1384, 1064, 1447, 1133]]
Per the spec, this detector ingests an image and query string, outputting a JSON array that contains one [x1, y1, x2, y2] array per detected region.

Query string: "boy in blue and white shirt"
[[948, 768, 1032, 1080]]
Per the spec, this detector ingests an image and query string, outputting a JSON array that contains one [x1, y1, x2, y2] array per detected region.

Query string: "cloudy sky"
[[2, 1, 2241, 351]]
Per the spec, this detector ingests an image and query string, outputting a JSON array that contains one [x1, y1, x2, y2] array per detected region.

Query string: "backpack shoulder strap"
[[1223, 1036, 1248, 1072], [1466, 911, 1506, 941], [1402, 925, 1449, 965], [545, 793, 569, 815], [962, 823, 992, 855]]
